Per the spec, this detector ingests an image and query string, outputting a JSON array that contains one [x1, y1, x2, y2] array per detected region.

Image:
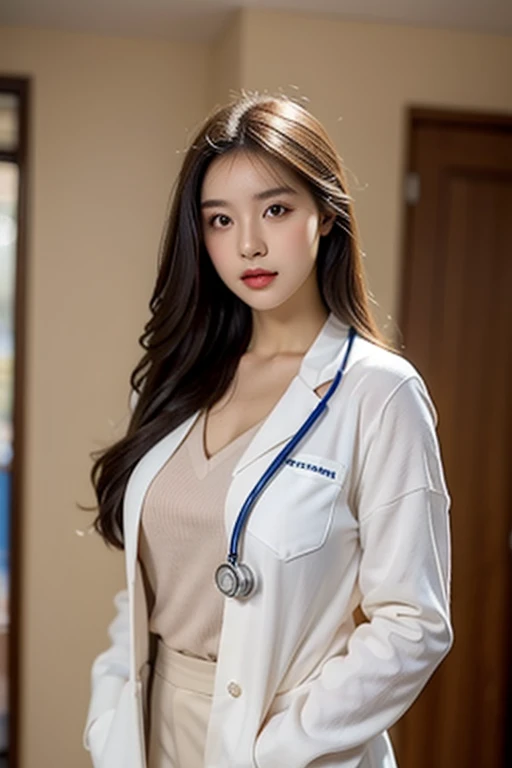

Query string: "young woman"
[[83, 93, 453, 768]]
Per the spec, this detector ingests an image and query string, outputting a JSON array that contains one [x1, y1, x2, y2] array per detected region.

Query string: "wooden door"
[[393, 110, 512, 768]]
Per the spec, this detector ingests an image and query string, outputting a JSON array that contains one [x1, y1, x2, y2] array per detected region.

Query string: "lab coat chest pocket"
[[246, 454, 346, 561]]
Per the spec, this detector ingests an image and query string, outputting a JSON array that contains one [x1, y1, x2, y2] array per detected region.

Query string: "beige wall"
[[0, 25, 209, 767], [0, 10, 511, 768], [242, 9, 512, 332], [208, 12, 245, 112]]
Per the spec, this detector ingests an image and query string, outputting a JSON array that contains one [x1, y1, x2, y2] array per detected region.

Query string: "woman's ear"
[[319, 212, 336, 236]]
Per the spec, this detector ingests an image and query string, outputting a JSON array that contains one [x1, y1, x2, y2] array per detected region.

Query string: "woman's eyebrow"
[[254, 185, 298, 201], [201, 185, 297, 210]]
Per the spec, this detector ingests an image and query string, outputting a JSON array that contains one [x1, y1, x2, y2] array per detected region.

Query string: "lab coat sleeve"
[[83, 588, 130, 753], [254, 374, 453, 767], [82, 388, 140, 761]]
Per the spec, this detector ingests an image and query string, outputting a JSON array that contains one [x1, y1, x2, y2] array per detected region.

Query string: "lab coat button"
[[227, 681, 242, 698]]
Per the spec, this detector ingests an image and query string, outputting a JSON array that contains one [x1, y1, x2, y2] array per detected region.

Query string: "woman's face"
[[200, 150, 334, 313]]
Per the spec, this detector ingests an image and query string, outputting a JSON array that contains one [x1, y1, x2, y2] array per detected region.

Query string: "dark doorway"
[[392, 108, 512, 768], [0, 76, 30, 768]]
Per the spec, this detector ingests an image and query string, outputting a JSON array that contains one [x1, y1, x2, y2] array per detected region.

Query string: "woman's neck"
[[248, 303, 329, 359]]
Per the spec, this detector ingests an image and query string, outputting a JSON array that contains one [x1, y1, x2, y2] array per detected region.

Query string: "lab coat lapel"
[[232, 313, 351, 475], [123, 411, 201, 584], [231, 376, 321, 475]]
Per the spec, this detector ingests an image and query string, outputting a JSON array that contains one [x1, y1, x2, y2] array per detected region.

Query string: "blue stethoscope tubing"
[[227, 325, 357, 568]]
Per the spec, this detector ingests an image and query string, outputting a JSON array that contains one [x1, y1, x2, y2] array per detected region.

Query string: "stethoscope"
[[214, 326, 357, 600]]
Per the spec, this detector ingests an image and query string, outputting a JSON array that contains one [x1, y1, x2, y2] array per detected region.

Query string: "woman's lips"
[[241, 273, 277, 289]]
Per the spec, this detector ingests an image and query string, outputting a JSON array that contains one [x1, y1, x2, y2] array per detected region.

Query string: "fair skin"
[[200, 149, 335, 457]]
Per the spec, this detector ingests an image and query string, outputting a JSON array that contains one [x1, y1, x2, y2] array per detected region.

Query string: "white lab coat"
[[83, 313, 453, 768]]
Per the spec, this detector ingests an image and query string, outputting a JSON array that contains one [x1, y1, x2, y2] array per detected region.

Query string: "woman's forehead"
[[201, 149, 305, 196]]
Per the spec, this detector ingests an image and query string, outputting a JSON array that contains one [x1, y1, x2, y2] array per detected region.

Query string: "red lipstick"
[[241, 268, 277, 289]]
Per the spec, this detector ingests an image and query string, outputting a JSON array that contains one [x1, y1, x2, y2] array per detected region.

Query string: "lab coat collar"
[[232, 312, 352, 476], [298, 312, 352, 390]]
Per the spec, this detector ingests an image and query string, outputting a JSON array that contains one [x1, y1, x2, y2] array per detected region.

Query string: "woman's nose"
[[239, 222, 267, 259]]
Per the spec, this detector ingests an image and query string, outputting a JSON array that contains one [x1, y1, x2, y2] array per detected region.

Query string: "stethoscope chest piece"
[[215, 561, 255, 599]]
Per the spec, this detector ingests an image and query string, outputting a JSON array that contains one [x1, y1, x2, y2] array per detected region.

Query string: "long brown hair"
[[88, 92, 387, 549]]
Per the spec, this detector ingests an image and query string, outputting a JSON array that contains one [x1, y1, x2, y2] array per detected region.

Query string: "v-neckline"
[[187, 410, 263, 478], [203, 409, 264, 461]]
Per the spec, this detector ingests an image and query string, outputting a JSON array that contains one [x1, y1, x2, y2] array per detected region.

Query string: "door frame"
[[397, 104, 512, 766], [0, 74, 31, 768], [398, 105, 512, 341]]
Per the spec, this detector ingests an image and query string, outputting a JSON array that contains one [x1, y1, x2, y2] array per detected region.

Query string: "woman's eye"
[[209, 214, 231, 228], [266, 204, 289, 218]]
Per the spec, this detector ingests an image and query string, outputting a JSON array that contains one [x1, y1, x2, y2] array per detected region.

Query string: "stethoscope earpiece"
[[215, 326, 357, 601], [215, 561, 255, 599]]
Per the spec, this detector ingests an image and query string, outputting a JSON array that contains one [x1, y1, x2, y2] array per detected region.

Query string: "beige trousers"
[[147, 638, 216, 768]]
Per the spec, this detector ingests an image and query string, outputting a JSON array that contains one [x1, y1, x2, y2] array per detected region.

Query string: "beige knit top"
[[137, 410, 262, 662]]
